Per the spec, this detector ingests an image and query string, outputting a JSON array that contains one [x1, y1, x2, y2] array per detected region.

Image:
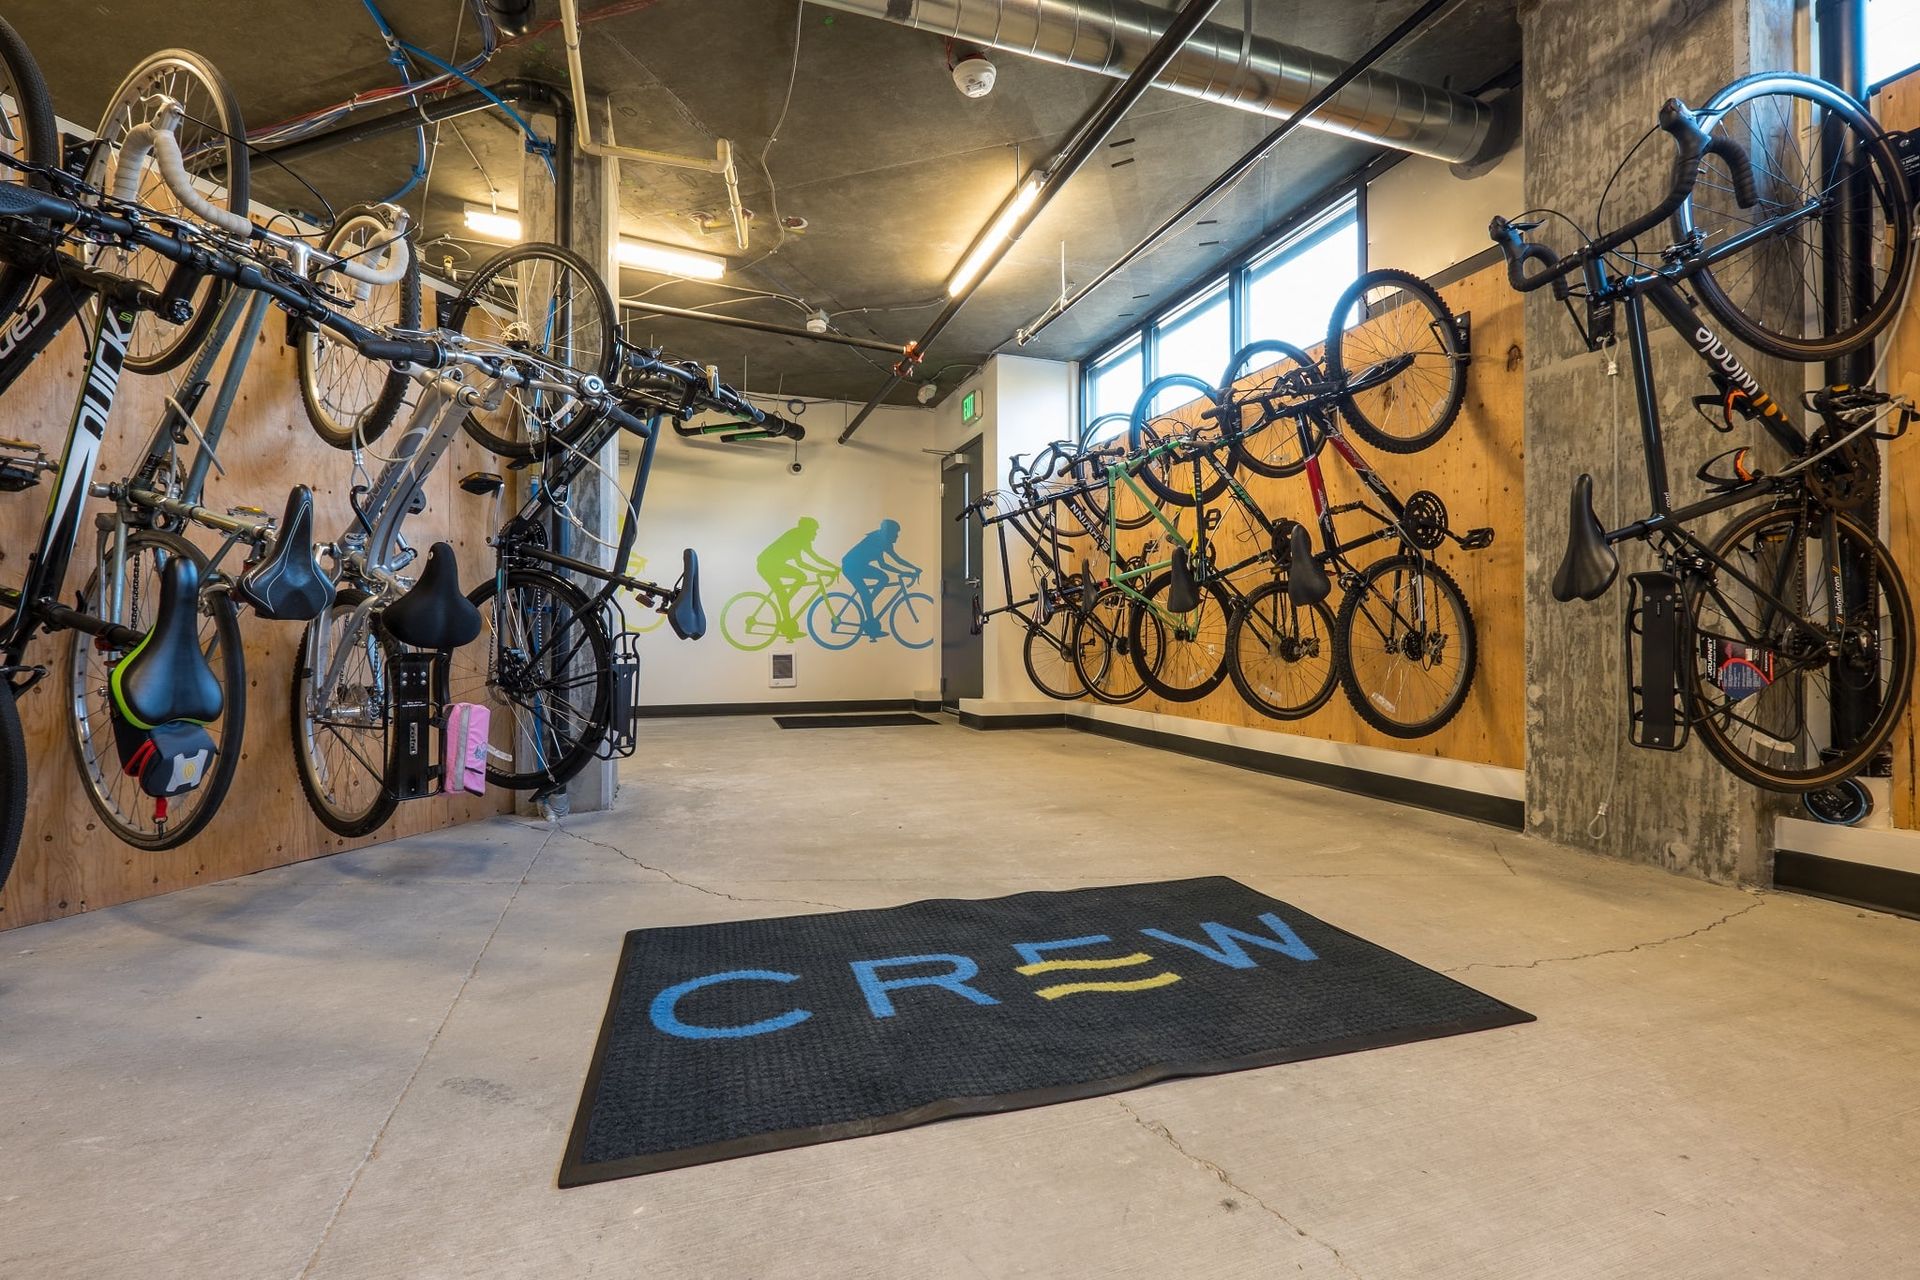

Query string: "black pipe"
[[621, 299, 912, 355], [1014, 0, 1460, 350], [838, 0, 1227, 443]]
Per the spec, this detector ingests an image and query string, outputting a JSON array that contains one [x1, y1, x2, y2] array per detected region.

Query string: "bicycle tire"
[[719, 590, 781, 651], [452, 567, 613, 791], [1334, 555, 1477, 738], [1069, 587, 1151, 705], [1219, 340, 1328, 479], [1688, 505, 1913, 791], [298, 204, 422, 449], [444, 242, 617, 460], [291, 588, 397, 838], [89, 49, 250, 375], [1226, 577, 1339, 720], [1023, 614, 1085, 700], [1128, 571, 1233, 703], [1325, 269, 1466, 455], [887, 591, 936, 650], [0, 15, 55, 321], [1676, 73, 1914, 363], [66, 529, 244, 851], [1128, 375, 1235, 508], [0, 679, 25, 900]]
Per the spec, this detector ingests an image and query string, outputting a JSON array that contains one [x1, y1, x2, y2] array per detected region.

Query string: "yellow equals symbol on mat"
[[1013, 933, 1182, 1000]]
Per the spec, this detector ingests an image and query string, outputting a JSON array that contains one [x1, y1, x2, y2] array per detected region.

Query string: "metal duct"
[[809, 0, 1507, 165]]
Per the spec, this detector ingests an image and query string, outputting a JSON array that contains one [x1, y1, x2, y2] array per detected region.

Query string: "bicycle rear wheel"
[[1325, 269, 1466, 454], [1128, 375, 1234, 508], [1226, 577, 1338, 720], [291, 589, 397, 838], [1689, 505, 1913, 791], [1128, 571, 1232, 703], [0, 15, 55, 321], [1023, 613, 1085, 700], [88, 50, 250, 374], [1070, 588, 1150, 704], [0, 678, 24, 899], [67, 529, 244, 850], [1334, 555, 1477, 738], [298, 204, 422, 448], [449, 568, 613, 792], [1220, 340, 1328, 479], [1676, 73, 1913, 362], [445, 242, 617, 459]]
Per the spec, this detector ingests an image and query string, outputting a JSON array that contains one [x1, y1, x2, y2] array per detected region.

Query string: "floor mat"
[[561, 876, 1532, 1185], [772, 713, 937, 728]]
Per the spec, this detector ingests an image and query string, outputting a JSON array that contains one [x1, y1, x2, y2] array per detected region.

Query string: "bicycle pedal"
[[1457, 527, 1494, 551], [460, 471, 506, 496]]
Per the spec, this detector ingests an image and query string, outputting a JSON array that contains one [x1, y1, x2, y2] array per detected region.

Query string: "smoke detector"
[[805, 309, 830, 334], [952, 54, 997, 98], [916, 382, 939, 405]]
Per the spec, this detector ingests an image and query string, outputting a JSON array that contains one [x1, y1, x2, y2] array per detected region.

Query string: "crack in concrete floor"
[[1444, 898, 1765, 974], [549, 824, 847, 912]]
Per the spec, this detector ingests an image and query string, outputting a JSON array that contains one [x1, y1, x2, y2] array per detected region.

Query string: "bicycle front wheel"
[[1129, 375, 1234, 508], [0, 15, 55, 321], [445, 243, 618, 460], [450, 568, 613, 792], [1220, 340, 1327, 479], [1689, 505, 1913, 791], [67, 529, 244, 850], [1023, 612, 1085, 700], [298, 204, 423, 449], [291, 590, 397, 838], [1676, 73, 1913, 362], [1227, 578, 1339, 720], [1128, 571, 1232, 703], [1325, 269, 1466, 454], [1070, 588, 1150, 704], [1334, 555, 1477, 738], [89, 50, 250, 374]]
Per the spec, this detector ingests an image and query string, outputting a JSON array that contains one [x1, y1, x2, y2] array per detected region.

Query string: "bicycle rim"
[[1129, 572, 1232, 702], [1227, 578, 1338, 720], [1326, 269, 1466, 454], [1023, 613, 1085, 700], [299, 204, 422, 449], [1689, 505, 1913, 791], [1335, 555, 1477, 738], [291, 591, 396, 838], [67, 530, 244, 850], [1072, 591, 1149, 704], [1129, 375, 1233, 508], [0, 15, 55, 320], [1220, 340, 1327, 479], [1677, 73, 1914, 362]]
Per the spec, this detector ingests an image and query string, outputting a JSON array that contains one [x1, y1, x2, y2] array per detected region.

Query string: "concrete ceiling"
[[7, 0, 1519, 405]]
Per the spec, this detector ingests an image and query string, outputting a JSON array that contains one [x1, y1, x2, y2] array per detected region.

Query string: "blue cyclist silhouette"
[[841, 519, 920, 640]]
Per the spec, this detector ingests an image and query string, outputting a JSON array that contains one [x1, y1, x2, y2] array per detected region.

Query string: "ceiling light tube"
[[463, 206, 523, 242], [616, 239, 726, 281], [947, 176, 1044, 297]]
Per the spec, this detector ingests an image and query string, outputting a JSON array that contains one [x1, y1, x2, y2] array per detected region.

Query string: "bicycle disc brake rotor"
[[1803, 424, 1876, 513], [1401, 490, 1449, 551]]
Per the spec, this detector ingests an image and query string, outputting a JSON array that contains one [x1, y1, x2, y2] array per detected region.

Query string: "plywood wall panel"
[[1878, 72, 1920, 829]]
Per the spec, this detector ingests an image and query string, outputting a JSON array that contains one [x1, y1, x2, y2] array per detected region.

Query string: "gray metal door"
[[940, 438, 984, 705]]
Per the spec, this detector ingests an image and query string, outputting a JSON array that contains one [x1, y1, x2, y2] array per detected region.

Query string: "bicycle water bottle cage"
[[668, 548, 706, 640], [235, 485, 334, 621], [1167, 545, 1200, 613], [111, 555, 223, 730], [1695, 447, 1759, 493], [381, 543, 481, 650], [1285, 524, 1332, 607], [1551, 474, 1619, 603]]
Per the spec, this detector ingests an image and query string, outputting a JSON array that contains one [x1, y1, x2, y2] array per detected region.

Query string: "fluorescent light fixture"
[[463, 206, 523, 242], [948, 176, 1043, 297], [617, 239, 726, 281]]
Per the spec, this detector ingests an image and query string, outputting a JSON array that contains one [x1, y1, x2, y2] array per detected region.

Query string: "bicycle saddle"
[[1552, 473, 1619, 602], [668, 548, 706, 640], [235, 486, 333, 622], [1168, 544, 1200, 613], [1285, 524, 1331, 606], [381, 542, 482, 650], [112, 555, 223, 729]]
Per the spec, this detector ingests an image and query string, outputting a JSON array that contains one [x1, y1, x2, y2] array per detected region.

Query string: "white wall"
[[1365, 143, 1524, 280], [621, 399, 942, 706]]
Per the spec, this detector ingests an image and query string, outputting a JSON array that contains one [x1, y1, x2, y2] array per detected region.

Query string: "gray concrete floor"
[[3, 717, 1918, 1279]]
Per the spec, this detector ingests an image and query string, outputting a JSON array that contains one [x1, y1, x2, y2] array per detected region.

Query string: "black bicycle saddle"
[[668, 547, 706, 640], [382, 542, 482, 650], [235, 485, 333, 621], [112, 555, 223, 728], [1552, 473, 1619, 603], [1285, 524, 1332, 606]]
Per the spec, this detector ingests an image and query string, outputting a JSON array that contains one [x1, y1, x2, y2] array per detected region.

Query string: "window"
[[1245, 200, 1361, 355], [1869, 0, 1920, 88], [1149, 279, 1230, 409], [1083, 335, 1143, 430]]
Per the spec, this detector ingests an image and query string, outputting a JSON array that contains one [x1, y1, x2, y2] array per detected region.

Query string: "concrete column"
[[1517, 0, 1795, 883]]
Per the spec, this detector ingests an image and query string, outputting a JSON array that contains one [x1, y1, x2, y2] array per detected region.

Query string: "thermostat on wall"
[[769, 652, 797, 688]]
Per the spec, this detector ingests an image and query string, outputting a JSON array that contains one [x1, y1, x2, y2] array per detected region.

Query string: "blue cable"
[[360, 0, 430, 201], [397, 39, 558, 181]]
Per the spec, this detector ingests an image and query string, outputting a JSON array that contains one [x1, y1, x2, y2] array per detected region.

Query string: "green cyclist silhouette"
[[755, 516, 840, 641], [841, 519, 920, 640]]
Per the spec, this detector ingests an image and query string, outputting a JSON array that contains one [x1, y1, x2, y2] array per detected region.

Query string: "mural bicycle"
[[721, 517, 933, 651]]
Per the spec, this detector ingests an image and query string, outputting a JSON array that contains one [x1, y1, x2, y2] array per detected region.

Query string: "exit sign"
[[962, 389, 981, 424]]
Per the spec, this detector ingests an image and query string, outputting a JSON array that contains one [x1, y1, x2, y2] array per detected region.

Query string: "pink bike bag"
[[444, 702, 491, 795]]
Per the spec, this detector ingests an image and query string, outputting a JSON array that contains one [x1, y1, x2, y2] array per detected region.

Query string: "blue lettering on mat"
[[850, 953, 1001, 1018], [649, 969, 812, 1040], [1140, 912, 1319, 969], [1011, 934, 1112, 966]]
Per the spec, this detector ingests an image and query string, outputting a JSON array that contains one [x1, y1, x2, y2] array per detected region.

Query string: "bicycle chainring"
[[1401, 490, 1449, 551], [1803, 424, 1876, 514]]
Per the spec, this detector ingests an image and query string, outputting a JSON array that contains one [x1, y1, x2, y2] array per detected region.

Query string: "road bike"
[[1491, 72, 1915, 789]]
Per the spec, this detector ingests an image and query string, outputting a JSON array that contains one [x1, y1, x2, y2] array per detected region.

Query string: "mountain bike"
[[1490, 72, 1915, 789]]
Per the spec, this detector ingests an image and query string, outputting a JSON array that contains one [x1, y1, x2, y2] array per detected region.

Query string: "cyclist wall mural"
[[719, 516, 934, 651]]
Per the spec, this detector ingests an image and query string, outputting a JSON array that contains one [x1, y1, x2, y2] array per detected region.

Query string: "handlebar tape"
[[1702, 134, 1759, 209], [113, 122, 253, 237]]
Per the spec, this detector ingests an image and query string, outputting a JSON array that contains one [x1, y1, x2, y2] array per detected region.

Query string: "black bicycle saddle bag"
[[382, 542, 482, 650], [235, 485, 333, 621]]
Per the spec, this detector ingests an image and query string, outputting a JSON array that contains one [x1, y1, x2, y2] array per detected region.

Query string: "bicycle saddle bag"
[[1552, 473, 1619, 603], [668, 548, 706, 640], [1285, 524, 1331, 606], [382, 542, 482, 650], [1167, 545, 1200, 613], [112, 554, 224, 729], [115, 716, 218, 799], [235, 485, 333, 621]]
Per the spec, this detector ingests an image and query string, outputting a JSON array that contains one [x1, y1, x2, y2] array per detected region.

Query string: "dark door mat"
[[561, 876, 1531, 1185], [772, 713, 938, 728]]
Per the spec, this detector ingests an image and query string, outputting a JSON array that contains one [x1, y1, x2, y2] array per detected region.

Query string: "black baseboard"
[[1064, 716, 1524, 830], [637, 698, 914, 719], [957, 709, 1070, 731], [1772, 849, 1920, 921]]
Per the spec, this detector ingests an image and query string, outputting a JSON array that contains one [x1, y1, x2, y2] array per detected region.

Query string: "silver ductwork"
[[810, 0, 1509, 166]]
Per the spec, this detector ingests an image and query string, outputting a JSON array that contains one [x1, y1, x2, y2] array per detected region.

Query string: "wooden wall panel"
[[1077, 262, 1526, 768], [1878, 72, 1920, 828], [0, 307, 512, 931]]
